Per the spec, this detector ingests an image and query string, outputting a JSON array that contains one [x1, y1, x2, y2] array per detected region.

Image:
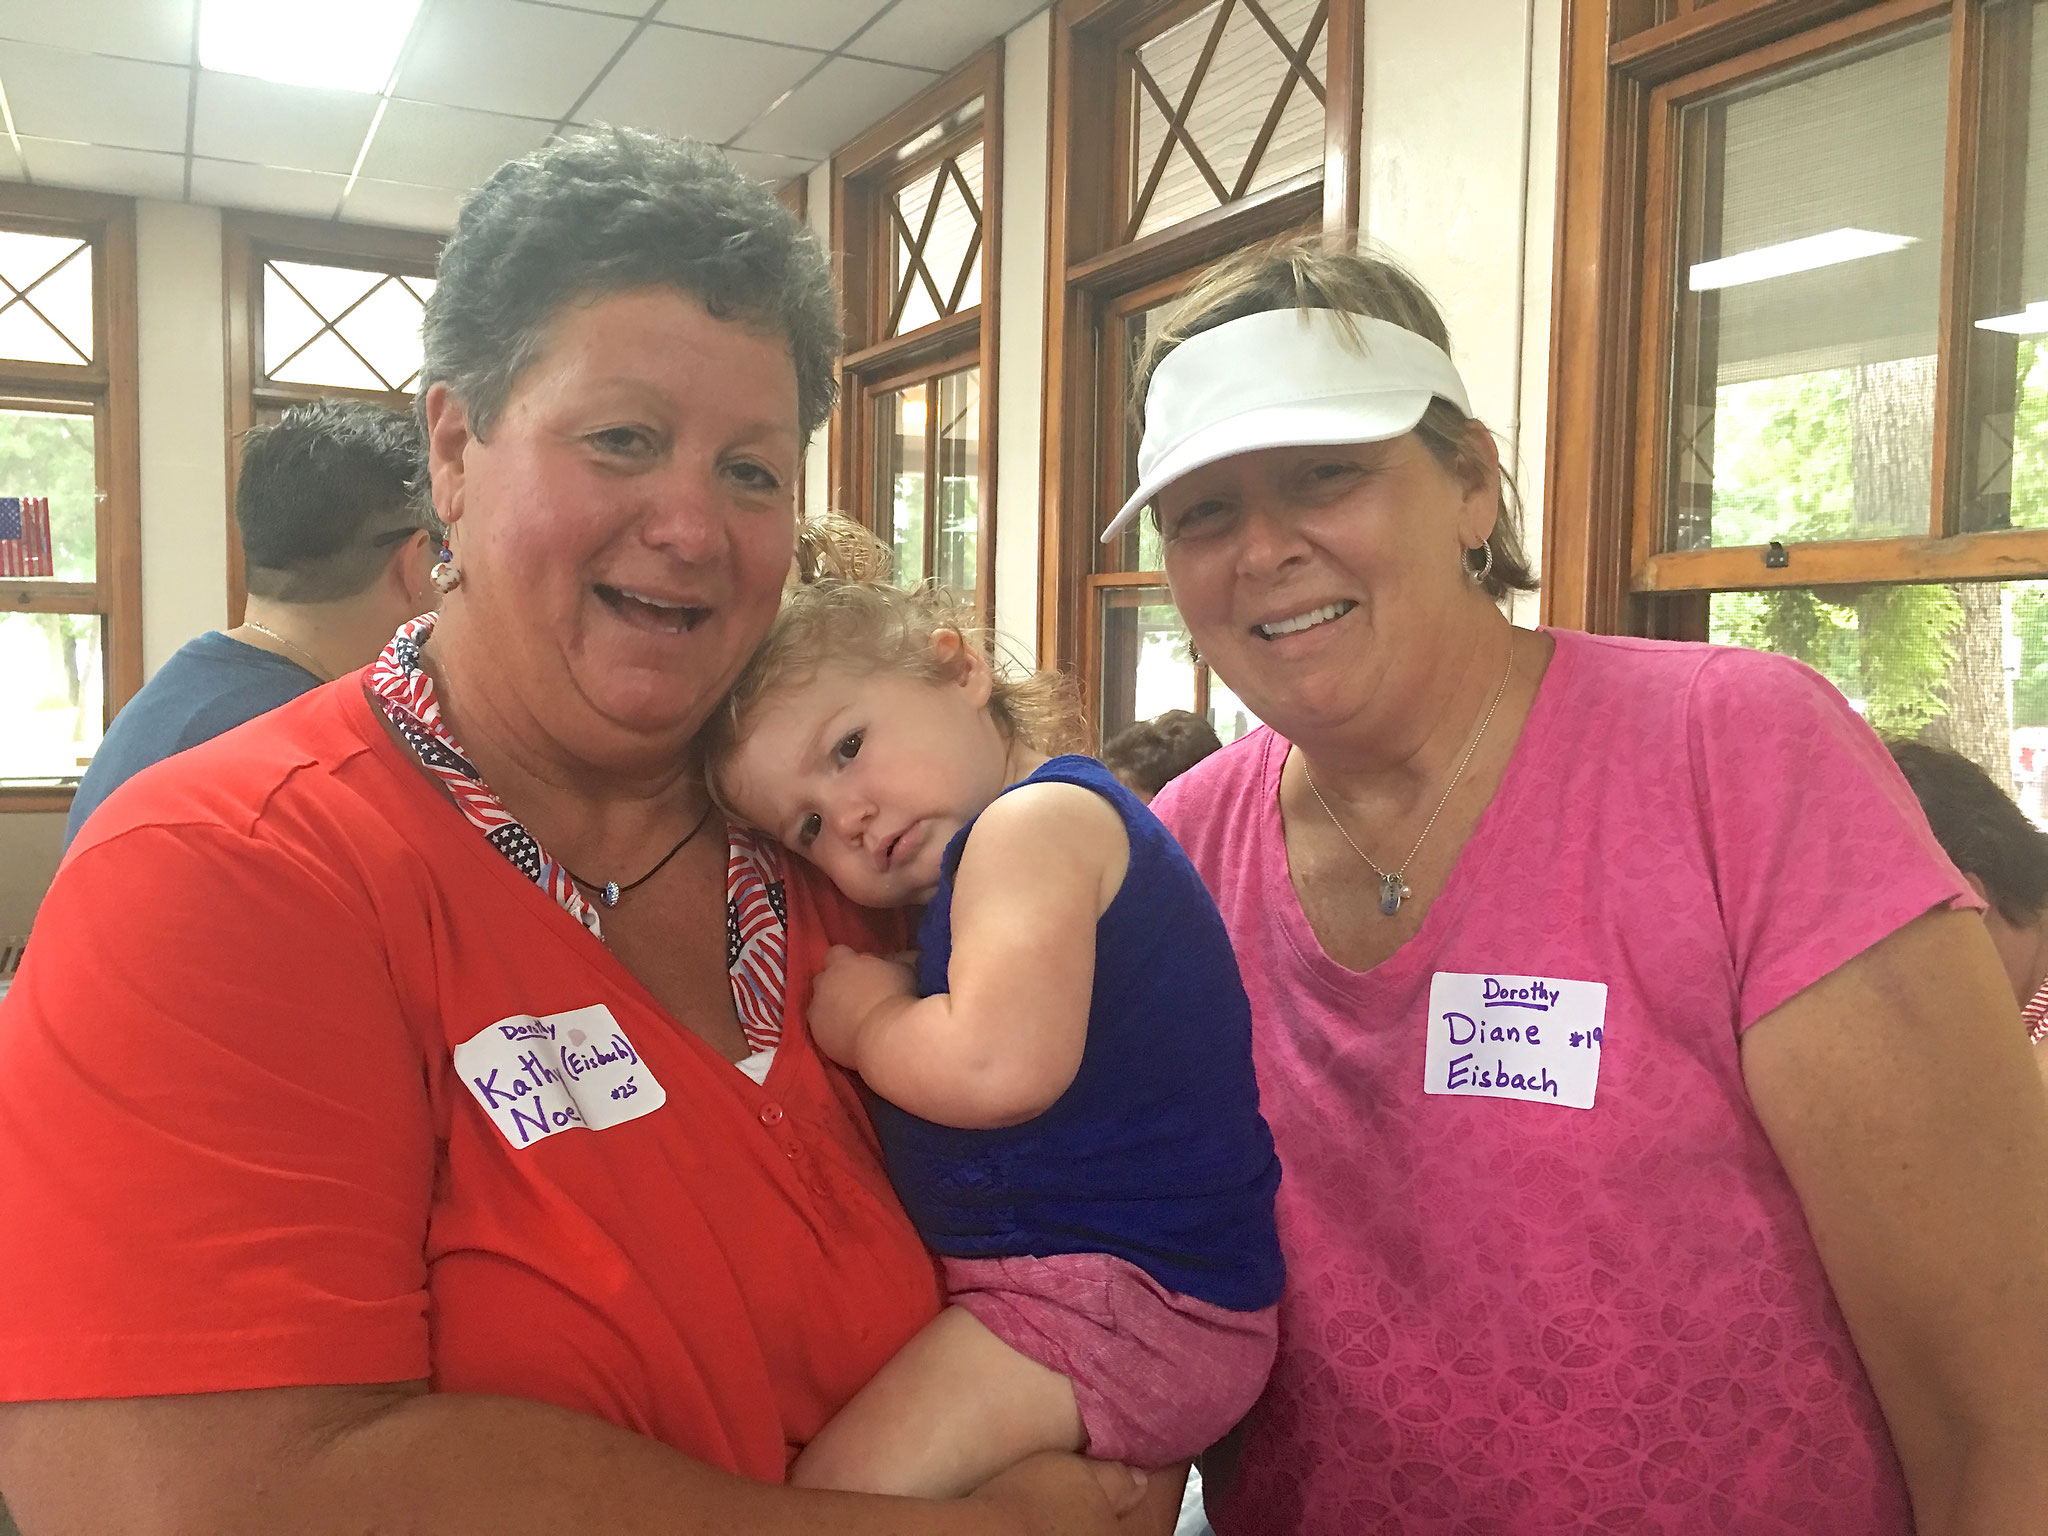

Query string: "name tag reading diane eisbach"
[[1424, 972, 1608, 1110]]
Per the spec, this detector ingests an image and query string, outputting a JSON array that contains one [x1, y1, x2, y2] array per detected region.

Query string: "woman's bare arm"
[[1742, 907, 2048, 1536], [0, 1382, 1146, 1536]]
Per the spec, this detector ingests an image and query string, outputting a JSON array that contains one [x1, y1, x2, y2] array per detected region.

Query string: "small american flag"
[[0, 496, 52, 577]]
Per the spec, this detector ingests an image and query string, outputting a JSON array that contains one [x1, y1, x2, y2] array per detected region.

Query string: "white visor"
[[1102, 307, 1473, 543]]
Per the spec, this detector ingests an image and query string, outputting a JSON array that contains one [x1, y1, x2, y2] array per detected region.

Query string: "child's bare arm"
[[812, 783, 1129, 1129]]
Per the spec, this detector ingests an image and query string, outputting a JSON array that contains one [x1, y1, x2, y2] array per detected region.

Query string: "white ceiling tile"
[[0, 0, 193, 66], [730, 55, 933, 159], [580, 26, 814, 144], [18, 137, 184, 199], [653, 0, 878, 52], [721, 147, 815, 185], [527, 0, 650, 13], [359, 99, 551, 190], [850, 0, 1043, 70], [396, 0, 634, 119], [0, 43, 189, 152], [342, 177, 465, 232], [193, 72, 379, 175], [189, 157, 350, 219], [0, 133, 22, 182]]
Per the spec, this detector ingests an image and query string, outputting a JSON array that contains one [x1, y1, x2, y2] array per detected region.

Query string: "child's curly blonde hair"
[[703, 513, 1088, 803]]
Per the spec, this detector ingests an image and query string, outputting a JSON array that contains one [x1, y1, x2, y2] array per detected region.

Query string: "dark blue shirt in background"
[[63, 633, 318, 851]]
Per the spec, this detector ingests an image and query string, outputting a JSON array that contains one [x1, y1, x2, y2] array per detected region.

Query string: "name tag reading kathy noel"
[[454, 1003, 666, 1149], [1424, 971, 1608, 1110]]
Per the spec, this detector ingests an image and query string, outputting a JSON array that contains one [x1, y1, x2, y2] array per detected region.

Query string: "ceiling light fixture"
[[1976, 301, 2048, 337], [1688, 228, 1918, 292], [199, 0, 426, 95]]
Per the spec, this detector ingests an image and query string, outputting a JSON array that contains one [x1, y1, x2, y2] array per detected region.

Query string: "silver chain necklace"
[[1300, 641, 1516, 917], [243, 620, 331, 683]]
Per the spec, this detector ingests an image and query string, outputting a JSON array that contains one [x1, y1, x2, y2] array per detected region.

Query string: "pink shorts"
[[942, 1251, 1277, 1469]]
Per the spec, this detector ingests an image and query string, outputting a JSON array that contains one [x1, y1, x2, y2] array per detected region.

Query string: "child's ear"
[[930, 629, 994, 706]]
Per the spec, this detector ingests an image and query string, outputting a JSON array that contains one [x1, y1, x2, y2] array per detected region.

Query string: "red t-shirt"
[[0, 679, 941, 1480]]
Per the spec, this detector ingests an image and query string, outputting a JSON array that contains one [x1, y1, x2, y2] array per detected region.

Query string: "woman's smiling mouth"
[[596, 584, 710, 633], [1253, 600, 1356, 640]]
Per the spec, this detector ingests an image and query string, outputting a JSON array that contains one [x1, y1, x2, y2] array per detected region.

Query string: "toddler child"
[[704, 539, 1283, 1499]]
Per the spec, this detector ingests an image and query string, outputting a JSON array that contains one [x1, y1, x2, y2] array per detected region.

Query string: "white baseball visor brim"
[[1101, 307, 1474, 544]]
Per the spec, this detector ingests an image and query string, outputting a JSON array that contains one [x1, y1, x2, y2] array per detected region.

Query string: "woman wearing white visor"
[[1129, 241, 2048, 1535]]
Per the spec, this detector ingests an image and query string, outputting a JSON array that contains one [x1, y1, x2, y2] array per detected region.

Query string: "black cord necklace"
[[560, 801, 716, 908]]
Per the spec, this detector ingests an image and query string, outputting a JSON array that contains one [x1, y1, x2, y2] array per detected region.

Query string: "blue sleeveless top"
[[866, 755, 1283, 1312]]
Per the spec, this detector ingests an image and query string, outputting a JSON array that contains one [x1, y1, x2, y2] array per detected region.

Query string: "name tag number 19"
[[1423, 971, 1607, 1110]]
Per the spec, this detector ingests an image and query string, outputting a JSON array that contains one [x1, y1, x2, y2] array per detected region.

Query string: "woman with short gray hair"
[[0, 130, 1161, 1535]]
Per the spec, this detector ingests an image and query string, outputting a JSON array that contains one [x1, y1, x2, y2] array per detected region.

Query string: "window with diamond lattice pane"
[[889, 139, 984, 337], [263, 260, 436, 393], [0, 232, 93, 365], [1127, 0, 1328, 242]]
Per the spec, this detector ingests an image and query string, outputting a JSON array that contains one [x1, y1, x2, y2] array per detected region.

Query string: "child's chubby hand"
[[808, 944, 918, 1067]]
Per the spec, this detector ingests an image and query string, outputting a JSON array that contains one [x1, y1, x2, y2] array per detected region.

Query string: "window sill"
[[0, 785, 78, 813]]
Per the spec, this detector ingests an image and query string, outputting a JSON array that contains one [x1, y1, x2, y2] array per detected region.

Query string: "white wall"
[[992, 10, 1051, 666], [1359, 0, 1560, 627], [804, 158, 833, 520], [137, 201, 230, 673], [0, 198, 230, 939]]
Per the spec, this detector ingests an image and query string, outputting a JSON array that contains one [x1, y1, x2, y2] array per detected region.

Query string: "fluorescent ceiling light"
[[1688, 229, 1918, 292], [1977, 301, 2048, 336], [200, 0, 425, 95]]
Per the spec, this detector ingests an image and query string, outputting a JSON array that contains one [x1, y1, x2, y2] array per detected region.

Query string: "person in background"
[[1888, 738, 2048, 1074], [1100, 710, 1222, 804], [62, 400, 434, 850]]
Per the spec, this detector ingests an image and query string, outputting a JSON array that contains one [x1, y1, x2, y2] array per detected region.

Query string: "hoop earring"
[[1464, 541, 1494, 586], [430, 543, 462, 595]]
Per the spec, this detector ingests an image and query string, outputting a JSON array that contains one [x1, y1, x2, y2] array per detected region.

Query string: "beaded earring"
[[430, 543, 461, 595]]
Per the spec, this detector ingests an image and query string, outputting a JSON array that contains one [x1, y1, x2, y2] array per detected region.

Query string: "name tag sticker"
[[454, 1003, 666, 1149], [1424, 971, 1608, 1110]]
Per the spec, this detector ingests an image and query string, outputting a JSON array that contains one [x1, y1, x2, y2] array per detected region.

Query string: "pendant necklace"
[[243, 621, 332, 683], [1301, 641, 1516, 917], [560, 800, 716, 908]]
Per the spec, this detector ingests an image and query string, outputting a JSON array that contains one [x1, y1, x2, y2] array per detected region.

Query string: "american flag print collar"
[[366, 616, 792, 1053], [369, 614, 604, 938]]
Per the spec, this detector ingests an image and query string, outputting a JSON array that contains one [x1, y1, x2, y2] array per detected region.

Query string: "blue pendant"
[[1379, 873, 1408, 917], [601, 880, 621, 907]]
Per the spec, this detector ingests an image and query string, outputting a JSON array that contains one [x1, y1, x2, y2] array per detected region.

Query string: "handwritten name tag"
[[1423, 971, 1607, 1110], [453, 1003, 666, 1149]]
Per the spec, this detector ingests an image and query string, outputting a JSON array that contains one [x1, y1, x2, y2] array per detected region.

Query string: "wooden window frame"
[[1544, 0, 2038, 636], [222, 211, 442, 626], [0, 184, 141, 814], [832, 47, 1003, 620], [1039, 0, 1364, 729]]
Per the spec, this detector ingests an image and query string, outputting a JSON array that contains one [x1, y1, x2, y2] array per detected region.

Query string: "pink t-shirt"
[[1152, 630, 1971, 1536]]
